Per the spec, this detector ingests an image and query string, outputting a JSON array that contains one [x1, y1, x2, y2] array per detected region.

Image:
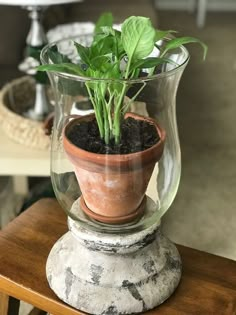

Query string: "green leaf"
[[106, 62, 121, 79], [47, 47, 71, 63], [100, 26, 116, 36], [155, 29, 177, 42], [91, 35, 115, 57], [92, 27, 124, 61], [130, 57, 176, 70], [161, 36, 208, 60], [95, 12, 113, 34], [74, 42, 91, 66], [90, 55, 112, 72], [121, 16, 156, 62], [37, 63, 85, 76], [93, 31, 109, 45], [113, 30, 124, 59]]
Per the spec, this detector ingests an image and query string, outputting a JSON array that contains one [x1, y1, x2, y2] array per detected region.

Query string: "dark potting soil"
[[67, 117, 160, 154]]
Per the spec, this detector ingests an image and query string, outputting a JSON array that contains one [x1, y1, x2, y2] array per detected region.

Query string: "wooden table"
[[0, 198, 235, 315]]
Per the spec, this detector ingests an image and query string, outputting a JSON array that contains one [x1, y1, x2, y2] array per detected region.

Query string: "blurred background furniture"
[[0, 0, 83, 121], [0, 177, 22, 229], [196, 0, 207, 27]]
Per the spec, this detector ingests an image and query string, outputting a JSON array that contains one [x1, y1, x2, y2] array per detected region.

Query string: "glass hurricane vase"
[[41, 34, 189, 314], [41, 34, 189, 233]]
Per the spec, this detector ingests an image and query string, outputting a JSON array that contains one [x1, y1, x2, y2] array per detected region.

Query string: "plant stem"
[[86, 83, 104, 139], [114, 83, 127, 144], [113, 57, 137, 144], [106, 89, 115, 133], [102, 98, 110, 144]]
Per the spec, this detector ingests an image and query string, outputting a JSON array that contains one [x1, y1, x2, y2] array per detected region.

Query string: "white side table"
[[0, 130, 50, 195]]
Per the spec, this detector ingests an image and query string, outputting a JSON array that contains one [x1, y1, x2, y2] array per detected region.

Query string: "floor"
[[158, 10, 236, 260], [19, 303, 33, 315]]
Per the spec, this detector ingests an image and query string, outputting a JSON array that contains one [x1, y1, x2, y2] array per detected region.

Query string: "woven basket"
[[0, 76, 51, 150]]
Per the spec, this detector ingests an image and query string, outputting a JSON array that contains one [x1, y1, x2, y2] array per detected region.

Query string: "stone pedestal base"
[[46, 217, 181, 315]]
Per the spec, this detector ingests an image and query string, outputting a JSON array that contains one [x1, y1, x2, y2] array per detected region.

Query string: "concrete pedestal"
[[46, 214, 181, 315]]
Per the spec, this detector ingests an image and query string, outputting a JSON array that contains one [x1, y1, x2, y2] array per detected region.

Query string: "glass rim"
[[40, 34, 190, 83]]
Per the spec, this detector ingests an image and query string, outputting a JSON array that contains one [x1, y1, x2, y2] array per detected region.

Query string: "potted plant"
[[39, 13, 207, 224]]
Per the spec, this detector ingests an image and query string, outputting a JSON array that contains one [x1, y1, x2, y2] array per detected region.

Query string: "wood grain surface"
[[0, 292, 9, 315], [0, 198, 235, 315]]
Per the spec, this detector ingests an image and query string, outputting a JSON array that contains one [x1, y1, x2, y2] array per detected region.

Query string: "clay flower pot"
[[63, 112, 166, 224]]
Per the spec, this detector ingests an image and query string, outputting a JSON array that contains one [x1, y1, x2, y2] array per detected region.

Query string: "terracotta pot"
[[63, 112, 166, 224]]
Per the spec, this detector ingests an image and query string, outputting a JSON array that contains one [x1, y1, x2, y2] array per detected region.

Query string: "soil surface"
[[67, 117, 160, 154]]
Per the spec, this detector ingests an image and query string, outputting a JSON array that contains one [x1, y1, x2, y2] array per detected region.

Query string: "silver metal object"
[[26, 6, 47, 47], [0, 0, 82, 121], [22, 5, 51, 121], [25, 82, 51, 120]]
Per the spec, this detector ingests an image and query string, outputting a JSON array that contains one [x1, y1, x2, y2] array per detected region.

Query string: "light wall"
[[155, 0, 236, 11]]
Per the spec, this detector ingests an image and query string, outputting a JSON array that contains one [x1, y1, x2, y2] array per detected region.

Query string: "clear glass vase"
[[41, 34, 189, 233]]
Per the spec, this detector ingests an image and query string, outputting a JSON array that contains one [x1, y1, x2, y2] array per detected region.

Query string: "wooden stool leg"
[[0, 293, 20, 315], [0, 292, 9, 315]]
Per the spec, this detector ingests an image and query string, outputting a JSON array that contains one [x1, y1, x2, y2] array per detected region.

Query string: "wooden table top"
[[0, 198, 235, 315]]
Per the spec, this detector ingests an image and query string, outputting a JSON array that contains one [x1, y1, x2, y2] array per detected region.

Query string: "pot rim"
[[63, 112, 166, 164]]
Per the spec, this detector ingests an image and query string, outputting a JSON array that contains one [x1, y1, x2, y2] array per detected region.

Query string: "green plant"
[[39, 13, 207, 145]]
